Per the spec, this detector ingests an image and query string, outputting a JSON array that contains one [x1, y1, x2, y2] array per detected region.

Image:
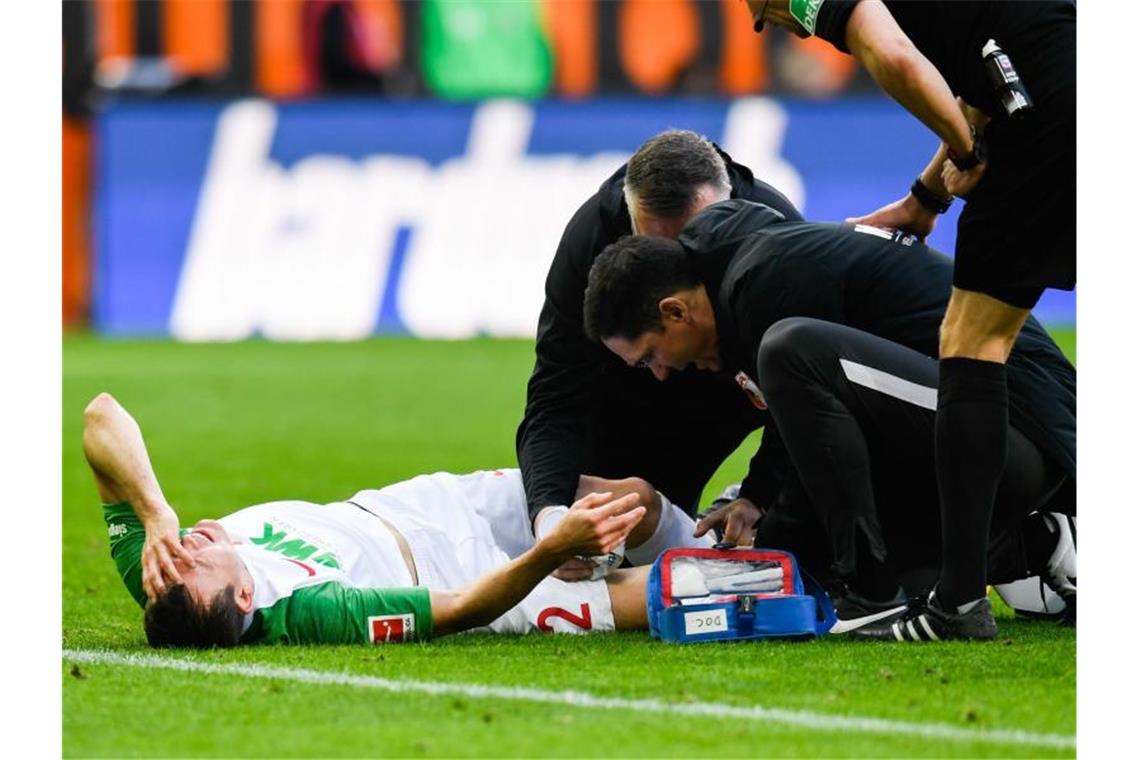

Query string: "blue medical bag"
[[646, 547, 835, 643]]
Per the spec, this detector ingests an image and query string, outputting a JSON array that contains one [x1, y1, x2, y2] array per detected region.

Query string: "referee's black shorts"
[[954, 96, 1075, 310]]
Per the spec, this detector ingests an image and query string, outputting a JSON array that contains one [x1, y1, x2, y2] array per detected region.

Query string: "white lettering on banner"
[[170, 99, 804, 341], [721, 98, 804, 212]]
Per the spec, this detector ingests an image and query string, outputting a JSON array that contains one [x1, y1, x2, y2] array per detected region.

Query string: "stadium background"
[[62, 0, 1075, 336], [60, 2, 1076, 757]]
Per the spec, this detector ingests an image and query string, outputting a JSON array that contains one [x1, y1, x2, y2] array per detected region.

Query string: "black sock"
[[936, 357, 1008, 609]]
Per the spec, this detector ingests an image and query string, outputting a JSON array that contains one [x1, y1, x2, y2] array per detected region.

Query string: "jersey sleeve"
[[102, 502, 149, 608], [809, 0, 861, 53], [245, 581, 434, 645]]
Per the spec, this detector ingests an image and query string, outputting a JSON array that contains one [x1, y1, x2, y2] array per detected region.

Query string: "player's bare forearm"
[[430, 545, 563, 636], [85, 393, 195, 598], [83, 393, 172, 520], [846, 0, 973, 155], [431, 492, 646, 636]]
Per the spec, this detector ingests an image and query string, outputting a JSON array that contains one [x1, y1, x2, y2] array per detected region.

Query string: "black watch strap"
[[948, 127, 988, 171], [909, 177, 952, 214]]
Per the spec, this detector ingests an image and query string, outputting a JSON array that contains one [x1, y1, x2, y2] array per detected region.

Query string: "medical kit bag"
[[646, 547, 835, 643]]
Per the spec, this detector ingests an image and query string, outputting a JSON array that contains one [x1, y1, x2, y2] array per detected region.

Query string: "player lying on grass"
[[84, 393, 719, 647]]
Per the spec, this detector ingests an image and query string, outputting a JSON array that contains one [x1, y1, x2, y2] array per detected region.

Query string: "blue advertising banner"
[[94, 97, 1074, 339]]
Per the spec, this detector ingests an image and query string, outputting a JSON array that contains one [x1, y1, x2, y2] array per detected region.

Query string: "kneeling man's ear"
[[658, 296, 688, 323]]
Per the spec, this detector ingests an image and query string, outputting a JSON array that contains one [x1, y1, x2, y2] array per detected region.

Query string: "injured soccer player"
[[83, 393, 716, 648]]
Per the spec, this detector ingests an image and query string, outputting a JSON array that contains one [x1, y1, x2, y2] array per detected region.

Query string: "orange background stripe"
[[164, 0, 229, 76]]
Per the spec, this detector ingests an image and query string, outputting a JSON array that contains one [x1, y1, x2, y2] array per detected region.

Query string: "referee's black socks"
[[935, 357, 1008, 611]]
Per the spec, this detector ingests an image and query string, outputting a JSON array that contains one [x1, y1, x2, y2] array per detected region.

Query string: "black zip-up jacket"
[[517, 150, 803, 519], [680, 200, 1076, 481]]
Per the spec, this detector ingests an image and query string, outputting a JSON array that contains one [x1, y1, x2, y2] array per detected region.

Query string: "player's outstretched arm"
[[83, 393, 194, 599], [431, 492, 646, 636]]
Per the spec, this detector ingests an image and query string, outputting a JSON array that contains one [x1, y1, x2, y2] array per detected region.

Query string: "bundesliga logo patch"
[[368, 614, 415, 643], [734, 372, 768, 410]]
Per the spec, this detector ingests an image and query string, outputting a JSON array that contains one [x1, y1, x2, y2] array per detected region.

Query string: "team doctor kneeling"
[[84, 392, 728, 647]]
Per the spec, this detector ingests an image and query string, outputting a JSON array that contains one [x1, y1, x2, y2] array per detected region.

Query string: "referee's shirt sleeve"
[[810, 0, 862, 53], [516, 193, 611, 522]]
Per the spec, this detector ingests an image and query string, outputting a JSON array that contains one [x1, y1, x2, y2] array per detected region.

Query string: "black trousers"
[[752, 318, 1069, 591]]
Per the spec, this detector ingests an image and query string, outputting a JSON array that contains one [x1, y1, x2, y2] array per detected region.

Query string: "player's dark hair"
[[624, 130, 731, 219], [144, 583, 244, 649], [584, 236, 699, 342]]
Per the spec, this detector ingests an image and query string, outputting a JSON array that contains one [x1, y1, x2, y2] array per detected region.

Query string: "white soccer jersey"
[[347, 469, 614, 635]]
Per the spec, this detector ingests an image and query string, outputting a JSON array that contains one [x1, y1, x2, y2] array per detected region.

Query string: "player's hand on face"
[[941, 158, 986, 198], [846, 195, 937, 241], [142, 506, 196, 601], [544, 491, 646, 562], [694, 497, 764, 547]]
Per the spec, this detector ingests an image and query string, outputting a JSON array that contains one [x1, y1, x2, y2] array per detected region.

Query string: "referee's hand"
[[846, 194, 937, 241], [941, 158, 987, 198]]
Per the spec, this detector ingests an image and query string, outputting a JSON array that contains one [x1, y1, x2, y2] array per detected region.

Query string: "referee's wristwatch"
[[947, 126, 987, 172]]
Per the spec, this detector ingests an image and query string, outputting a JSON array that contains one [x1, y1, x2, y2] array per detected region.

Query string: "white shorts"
[[350, 469, 614, 635]]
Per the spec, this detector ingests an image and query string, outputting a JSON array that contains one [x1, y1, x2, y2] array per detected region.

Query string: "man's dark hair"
[[144, 583, 244, 649], [624, 130, 731, 219], [584, 236, 699, 342]]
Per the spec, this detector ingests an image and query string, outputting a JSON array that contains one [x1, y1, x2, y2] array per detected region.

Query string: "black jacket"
[[679, 200, 1076, 480], [517, 150, 803, 518]]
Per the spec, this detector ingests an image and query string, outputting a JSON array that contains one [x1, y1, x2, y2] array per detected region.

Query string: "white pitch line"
[[63, 649, 1074, 751]]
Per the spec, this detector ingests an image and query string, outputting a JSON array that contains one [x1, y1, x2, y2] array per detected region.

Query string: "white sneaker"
[[995, 512, 1075, 621], [1043, 513, 1076, 601]]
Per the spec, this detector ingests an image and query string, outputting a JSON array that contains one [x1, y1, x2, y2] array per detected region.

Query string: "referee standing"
[[746, 0, 1075, 639]]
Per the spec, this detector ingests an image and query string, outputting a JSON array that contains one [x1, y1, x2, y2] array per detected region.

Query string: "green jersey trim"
[[790, 0, 824, 35]]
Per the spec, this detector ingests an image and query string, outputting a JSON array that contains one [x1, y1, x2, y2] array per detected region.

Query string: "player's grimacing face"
[[173, 520, 245, 604]]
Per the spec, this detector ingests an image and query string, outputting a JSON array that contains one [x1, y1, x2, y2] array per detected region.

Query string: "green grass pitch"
[[63, 330, 1076, 757]]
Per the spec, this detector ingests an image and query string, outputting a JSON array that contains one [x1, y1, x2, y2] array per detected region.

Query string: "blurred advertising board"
[[94, 97, 1074, 339]]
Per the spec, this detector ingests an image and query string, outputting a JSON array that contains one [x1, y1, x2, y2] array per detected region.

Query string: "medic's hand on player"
[[693, 497, 764, 547], [538, 491, 645, 569], [940, 158, 987, 198], [141, 505, 196, 601], [846, 194, 938, 241]]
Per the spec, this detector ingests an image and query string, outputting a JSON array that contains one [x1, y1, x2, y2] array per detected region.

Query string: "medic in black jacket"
[[675, 201, 1074, 485], [516, 131, 802, 560], [583, 200, 1075, 631]]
